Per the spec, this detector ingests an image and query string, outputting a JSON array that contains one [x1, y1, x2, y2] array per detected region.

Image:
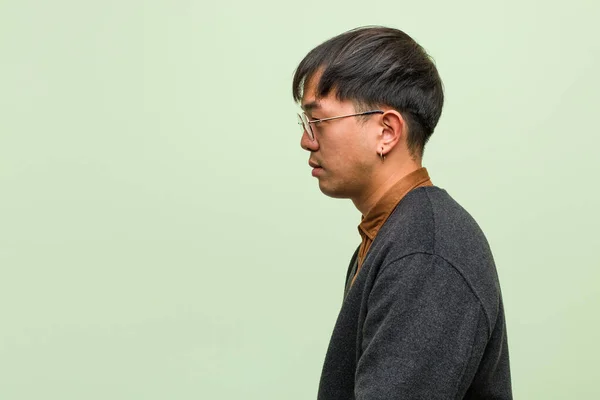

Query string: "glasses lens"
[[297, 113, 305, 134], [300, 113, 313, 140]]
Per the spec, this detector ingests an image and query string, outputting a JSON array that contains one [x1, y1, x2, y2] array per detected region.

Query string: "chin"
[[318, 181, 351, 199]]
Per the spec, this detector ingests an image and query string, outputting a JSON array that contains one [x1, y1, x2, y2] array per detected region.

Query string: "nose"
[[300, 130, 319, 152]]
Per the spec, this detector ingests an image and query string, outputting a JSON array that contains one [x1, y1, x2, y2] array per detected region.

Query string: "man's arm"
[[355, 252, 490, 399]]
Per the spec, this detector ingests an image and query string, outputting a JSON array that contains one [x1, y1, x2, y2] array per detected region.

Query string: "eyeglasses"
[[297, 110, 384, 141]]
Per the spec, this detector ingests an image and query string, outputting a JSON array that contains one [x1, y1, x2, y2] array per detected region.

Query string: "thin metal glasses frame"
[[297, 110, 384, 140]]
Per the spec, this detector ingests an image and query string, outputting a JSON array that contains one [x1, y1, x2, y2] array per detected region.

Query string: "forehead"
[[300, 72, 321, 106]]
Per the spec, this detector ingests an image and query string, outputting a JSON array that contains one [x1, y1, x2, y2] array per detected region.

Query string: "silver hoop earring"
[[379, 149, 385, 162]]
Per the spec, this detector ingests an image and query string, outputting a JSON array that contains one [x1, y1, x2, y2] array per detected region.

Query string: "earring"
[[379, 149, 385, 162]]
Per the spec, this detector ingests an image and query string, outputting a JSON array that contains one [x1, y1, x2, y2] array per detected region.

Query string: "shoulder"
[[370, 186, 502, 331], [379, 186, 493, 263], [373, 252, 492, 335], [374, 186, 476, 256], [393, 186, 475, 230]]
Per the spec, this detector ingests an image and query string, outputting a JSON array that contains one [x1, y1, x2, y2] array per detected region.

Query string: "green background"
[[1, 0, 599, 398]]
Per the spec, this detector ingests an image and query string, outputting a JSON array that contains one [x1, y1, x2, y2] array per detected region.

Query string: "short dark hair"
[[292, 26, 444, 159]]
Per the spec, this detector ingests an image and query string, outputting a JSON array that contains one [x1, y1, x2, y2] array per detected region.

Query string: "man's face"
[[300, 75, 379, 199]]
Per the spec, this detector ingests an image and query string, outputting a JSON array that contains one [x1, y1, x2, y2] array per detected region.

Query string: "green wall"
[[1, 1, 599, 398]]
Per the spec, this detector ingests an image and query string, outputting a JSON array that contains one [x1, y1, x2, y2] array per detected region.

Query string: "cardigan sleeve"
[[355, 252, 491, 399]]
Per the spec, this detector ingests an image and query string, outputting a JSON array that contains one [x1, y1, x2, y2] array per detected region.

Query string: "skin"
[[300, 73, 424, 216]]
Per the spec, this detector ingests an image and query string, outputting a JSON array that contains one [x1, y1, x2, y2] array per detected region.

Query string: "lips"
[[309, 160, 321, 168]]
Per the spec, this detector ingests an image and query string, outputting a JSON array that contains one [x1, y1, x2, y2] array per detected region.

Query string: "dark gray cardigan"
[[318, 186, 512, 399]]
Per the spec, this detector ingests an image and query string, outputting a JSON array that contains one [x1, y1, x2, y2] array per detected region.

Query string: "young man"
[[293, 27, 512, 399]]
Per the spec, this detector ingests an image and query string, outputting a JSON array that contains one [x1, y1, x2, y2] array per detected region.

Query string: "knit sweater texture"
[[317, 186, 512, 399]]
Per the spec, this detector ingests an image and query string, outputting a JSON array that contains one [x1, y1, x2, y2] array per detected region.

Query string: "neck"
[[352, 158, 422, 216]]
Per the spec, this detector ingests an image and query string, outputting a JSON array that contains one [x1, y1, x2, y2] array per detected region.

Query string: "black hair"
[[292, 26, 444, 159]]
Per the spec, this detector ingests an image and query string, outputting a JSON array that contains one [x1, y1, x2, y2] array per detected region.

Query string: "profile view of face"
[[299, 75, 381, 199]]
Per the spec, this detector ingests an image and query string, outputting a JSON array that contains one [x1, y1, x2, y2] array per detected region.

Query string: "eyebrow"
[[301, 101, 321, 112]]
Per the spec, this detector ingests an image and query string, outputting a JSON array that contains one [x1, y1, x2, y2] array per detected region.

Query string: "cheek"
[[336, 147, 371, 179], [321, 126, 372, 173]]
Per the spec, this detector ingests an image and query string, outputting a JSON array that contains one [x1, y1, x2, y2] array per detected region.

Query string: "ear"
[[378, 110, 406, 156]]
